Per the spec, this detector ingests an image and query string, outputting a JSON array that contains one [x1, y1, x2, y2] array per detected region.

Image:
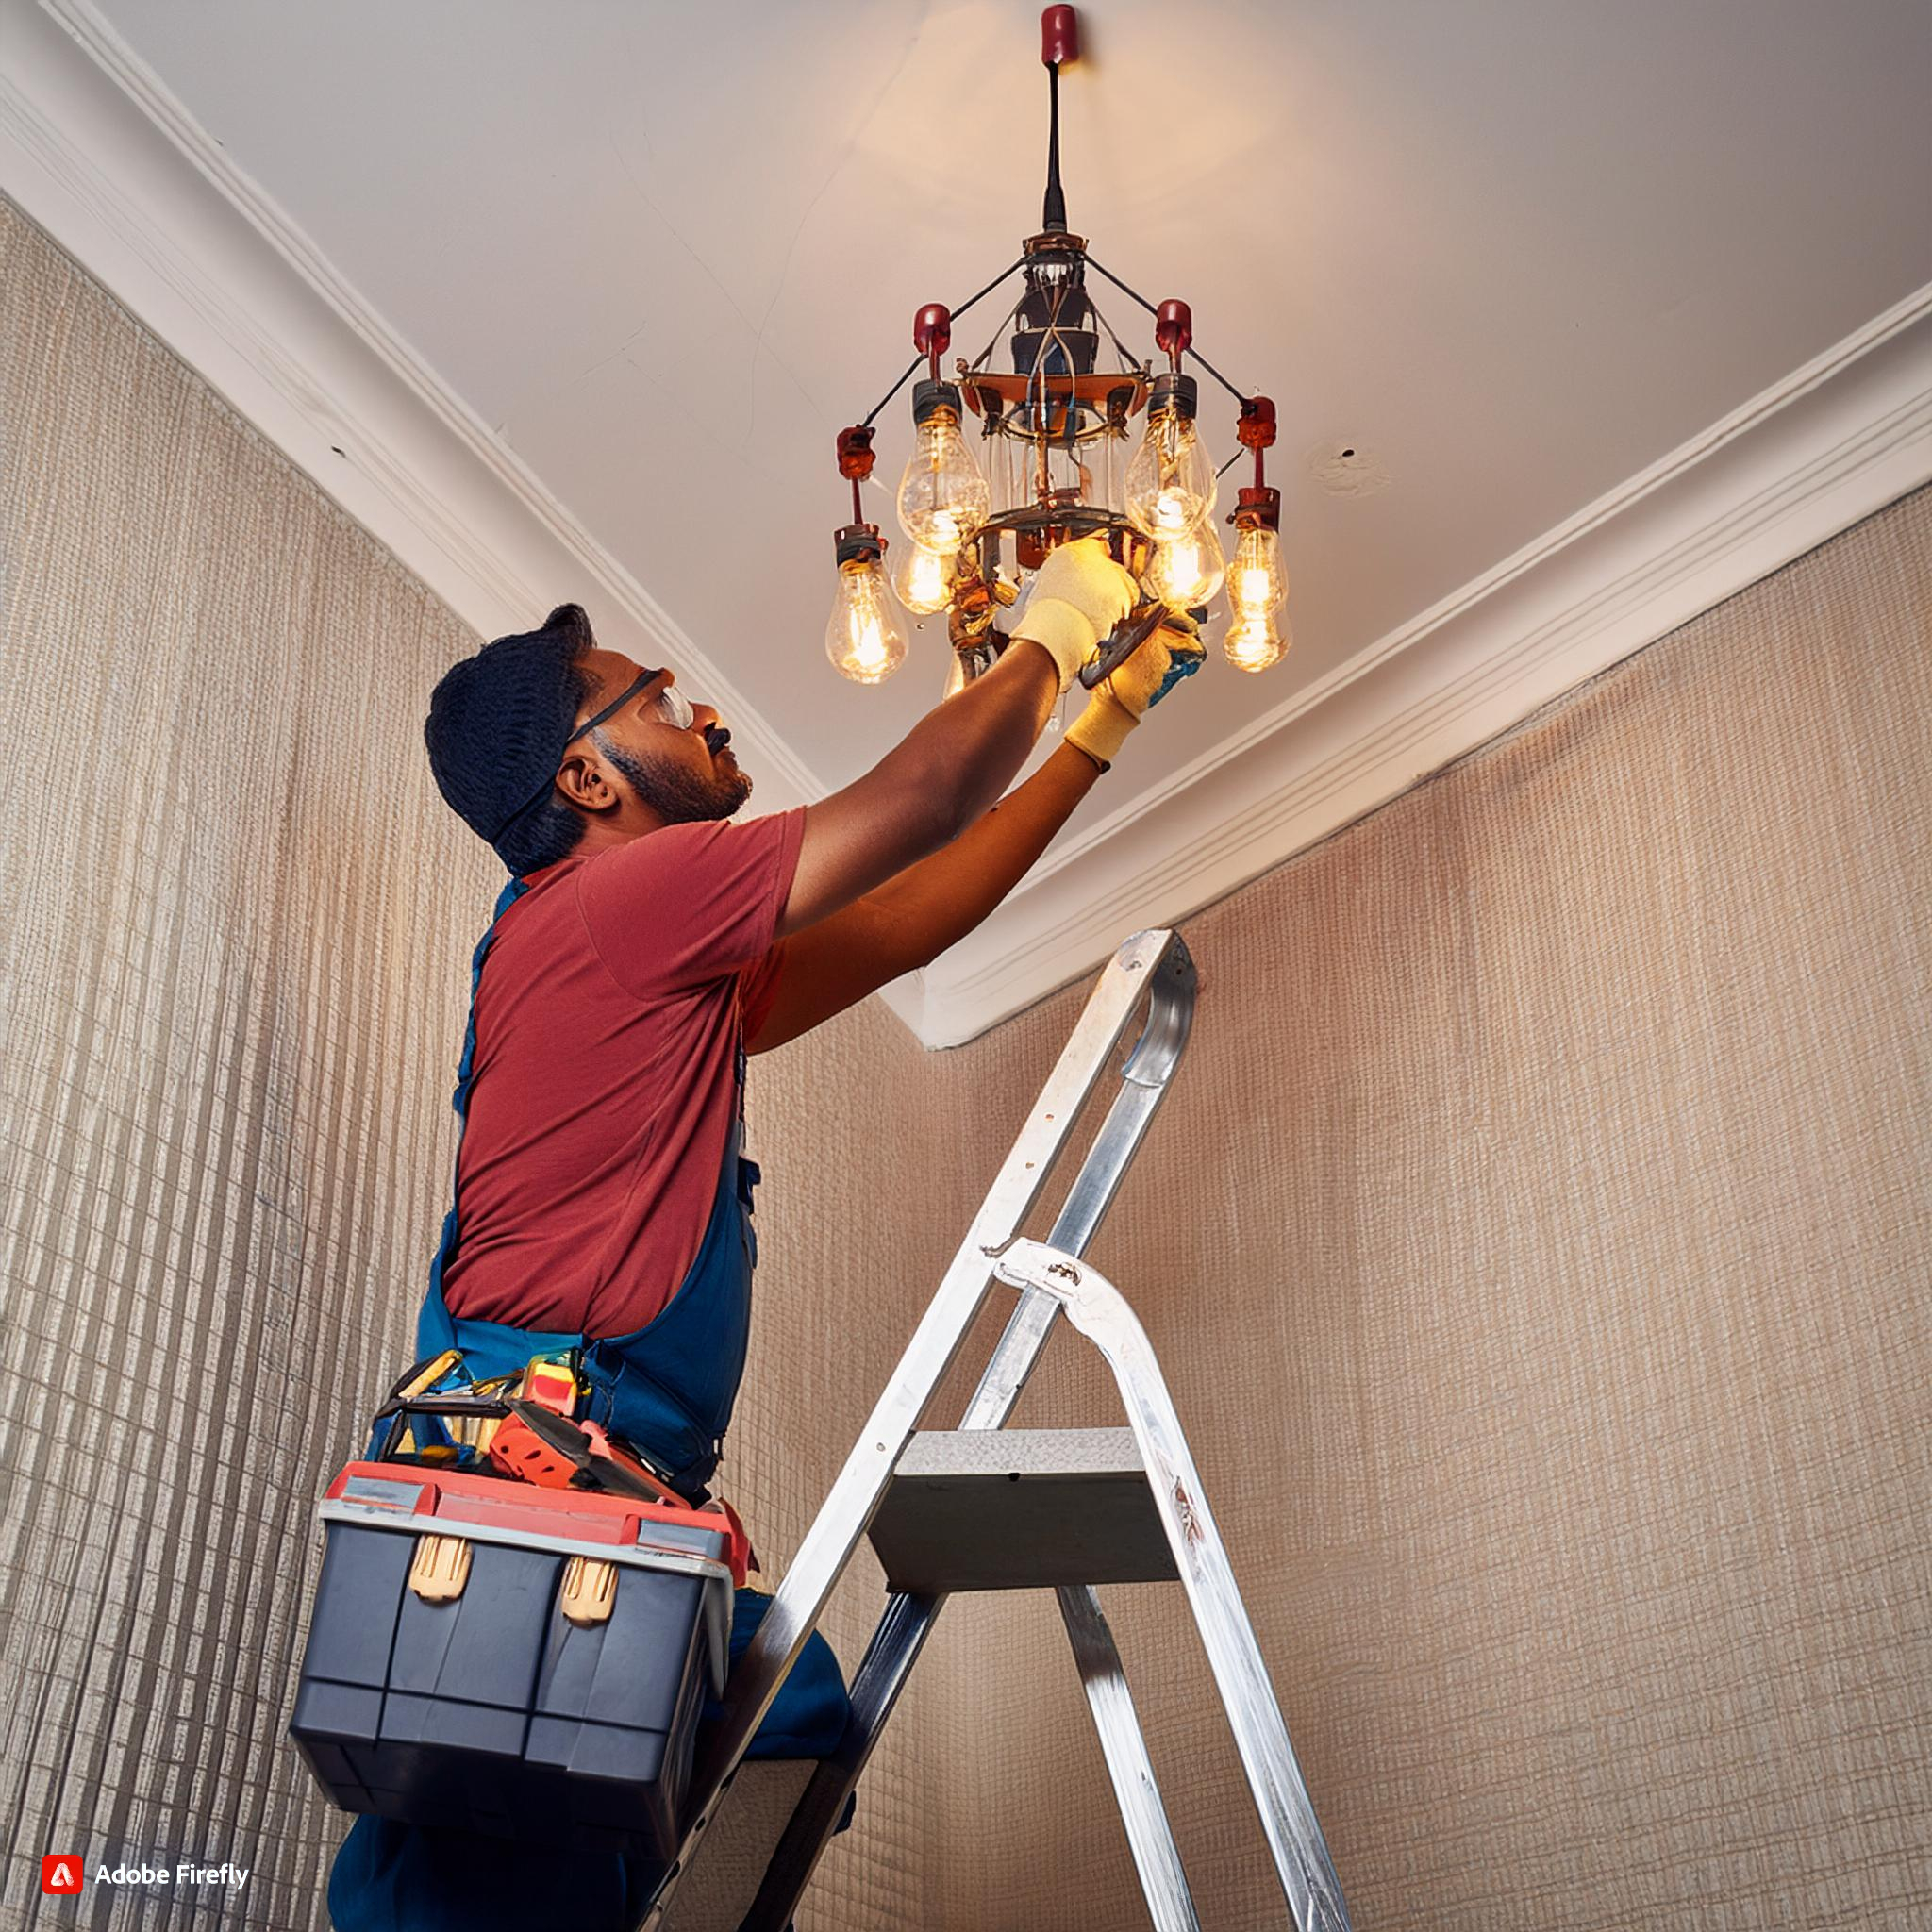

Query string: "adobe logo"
[[42, 1855, 84, 1894]]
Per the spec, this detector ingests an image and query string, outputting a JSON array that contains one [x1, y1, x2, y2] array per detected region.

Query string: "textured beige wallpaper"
[[7, 188, 1928, 1932], [917, 486, 1932, 1928], [0, 199, 943, 1931], [0, 197, 488, 1930]]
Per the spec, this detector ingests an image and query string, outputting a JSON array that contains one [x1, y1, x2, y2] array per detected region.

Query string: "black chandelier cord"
[[1083, 255, 1254, 408], [1043, 60, 1067, 232], [858, 258, 1028, 428]]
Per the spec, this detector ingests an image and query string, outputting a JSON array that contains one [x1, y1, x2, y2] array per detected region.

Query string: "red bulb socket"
[[1237, 395, 1278, 450], [834, 523, 884, 566], [1234, 485, 1282, 532], [835, 425, 876, 481], [1041, 6, 1078, 66], [1155, 298, 1192, 363], [913, 303, 952, 372]]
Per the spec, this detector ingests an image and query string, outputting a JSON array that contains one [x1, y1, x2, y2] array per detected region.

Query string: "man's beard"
[[598, 734, 752, 824]]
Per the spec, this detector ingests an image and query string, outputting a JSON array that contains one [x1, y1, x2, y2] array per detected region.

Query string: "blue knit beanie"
[[425, 604, 595, 853]]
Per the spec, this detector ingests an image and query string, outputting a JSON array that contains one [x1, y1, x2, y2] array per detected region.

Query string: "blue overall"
[[327, 878, 848, 1932]]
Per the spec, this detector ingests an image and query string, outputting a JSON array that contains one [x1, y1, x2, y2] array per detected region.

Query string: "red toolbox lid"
[[325, 1461, 750, 1586]]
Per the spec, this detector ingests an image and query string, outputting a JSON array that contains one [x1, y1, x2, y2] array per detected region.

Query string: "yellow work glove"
[[1065, 615, 1206, 769], [1012, 536, 1138, 691]]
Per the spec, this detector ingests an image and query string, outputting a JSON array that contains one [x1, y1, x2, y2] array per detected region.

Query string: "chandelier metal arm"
[[1083, 255, 1254, 409], [858, 258, 1028, 429], [960, 287, 1033, 396]]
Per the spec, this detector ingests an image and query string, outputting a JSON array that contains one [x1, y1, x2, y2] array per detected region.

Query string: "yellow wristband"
[[1013, 597, 1099, 691], [1065, 691, 1139, 766]]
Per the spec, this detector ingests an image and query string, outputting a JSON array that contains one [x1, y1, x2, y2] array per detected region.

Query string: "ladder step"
[[659, 1759, 817, 1932], [867, 1428, 1179, 1592]]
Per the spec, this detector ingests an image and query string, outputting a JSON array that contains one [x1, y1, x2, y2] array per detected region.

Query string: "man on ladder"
[[326, 538, 1201, 1930]]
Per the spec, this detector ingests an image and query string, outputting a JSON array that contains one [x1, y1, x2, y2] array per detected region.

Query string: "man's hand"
[[1065, 615, 1206, 768], [1012, 537, 1139, 690]]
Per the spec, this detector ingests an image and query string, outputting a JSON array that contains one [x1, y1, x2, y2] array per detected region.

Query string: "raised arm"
[[777, 538, 1134, 936], [751, 618, 1203, 1050]]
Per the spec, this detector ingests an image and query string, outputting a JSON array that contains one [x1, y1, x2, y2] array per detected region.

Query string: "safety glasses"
[[488, 669, 694, 845], [569, 669, 694, 742]]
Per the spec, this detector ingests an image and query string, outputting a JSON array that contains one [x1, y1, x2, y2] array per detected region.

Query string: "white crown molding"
[[908, 284, 1932, 1045], [5, 0, 1928, 1050], [0, 0, 820, 813]]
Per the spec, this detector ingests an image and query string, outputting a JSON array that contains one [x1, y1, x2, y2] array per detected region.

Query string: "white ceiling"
[[8, 0, 1932, 1039]]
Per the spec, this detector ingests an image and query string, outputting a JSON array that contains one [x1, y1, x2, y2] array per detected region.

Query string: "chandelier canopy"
[[825, 6, 1291, 694]]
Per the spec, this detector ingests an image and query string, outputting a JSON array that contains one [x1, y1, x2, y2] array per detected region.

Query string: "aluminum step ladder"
[[643, 929, 1353, 1932]]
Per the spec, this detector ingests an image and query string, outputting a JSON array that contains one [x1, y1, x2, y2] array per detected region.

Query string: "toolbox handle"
[[371, 1392, 511, 1463], [364, 1391, 752, 1583]]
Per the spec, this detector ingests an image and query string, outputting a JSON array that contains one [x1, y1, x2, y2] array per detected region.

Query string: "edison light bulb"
[[1145, 518, 1225, 608], [825, 541, 907, 684], [1229, 521, 1285, 620], [1224, 608, 1290, 675], [1124, 374, 1217, 539], [891, 541, 956, 617], [898, 381, 991, 557]]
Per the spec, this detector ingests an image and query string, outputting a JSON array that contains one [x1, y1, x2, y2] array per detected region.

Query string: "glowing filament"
[[826, 556, 907, 684]]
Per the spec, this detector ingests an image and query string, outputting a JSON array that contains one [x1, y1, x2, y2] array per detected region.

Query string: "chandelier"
[[824, 5, 1290, 694]]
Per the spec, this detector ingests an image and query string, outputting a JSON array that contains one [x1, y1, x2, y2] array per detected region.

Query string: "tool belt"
[[373, 1345, 754, 1576]]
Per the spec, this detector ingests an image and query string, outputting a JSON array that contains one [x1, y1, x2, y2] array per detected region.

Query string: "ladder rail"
[[1057, 1583, 1204, 1932], [961, 933, 1196, 1428], [993, 1238, 1355, 1932], [739, 944, 1196, 1926], [641, 930, 1196, 1929]]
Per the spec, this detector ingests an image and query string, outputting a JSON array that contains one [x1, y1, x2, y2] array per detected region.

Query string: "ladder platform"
[[867, 1428, 1178, 1592], [660, 1760, 816, 1932]]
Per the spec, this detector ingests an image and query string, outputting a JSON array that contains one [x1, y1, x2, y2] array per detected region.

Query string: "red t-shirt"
[[440, 808, 806, 1337]]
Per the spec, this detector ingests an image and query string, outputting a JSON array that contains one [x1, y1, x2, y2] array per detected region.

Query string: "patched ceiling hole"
[[1308, 441, 1391, 497]]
